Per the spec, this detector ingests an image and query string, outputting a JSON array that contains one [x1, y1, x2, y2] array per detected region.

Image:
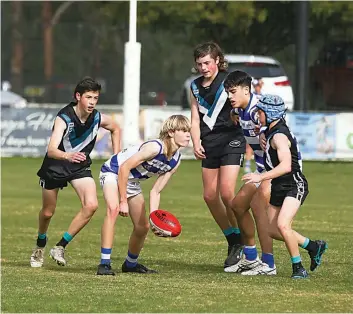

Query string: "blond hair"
[[159, 115, 191, 159]]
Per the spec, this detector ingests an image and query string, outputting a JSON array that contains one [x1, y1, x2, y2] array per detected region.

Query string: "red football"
[[149, 209, 182, 237]]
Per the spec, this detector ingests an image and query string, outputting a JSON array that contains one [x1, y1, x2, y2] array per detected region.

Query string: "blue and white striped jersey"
[[101, 140, 181, 181], [232, 93, 264, 172]]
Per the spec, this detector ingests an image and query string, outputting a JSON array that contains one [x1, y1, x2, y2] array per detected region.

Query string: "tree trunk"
[[43, 1, 53, 102], [11, 1, 23, 94]]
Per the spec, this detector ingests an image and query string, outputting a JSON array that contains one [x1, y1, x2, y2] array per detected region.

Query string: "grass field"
[[1, 157, 353, 313]]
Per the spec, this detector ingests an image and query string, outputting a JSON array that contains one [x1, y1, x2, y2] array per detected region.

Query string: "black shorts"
[[39, 169, 93, 190], [202, 153, 244, 169], [201, 133, 245, 169], [270, 172, 309, 207]]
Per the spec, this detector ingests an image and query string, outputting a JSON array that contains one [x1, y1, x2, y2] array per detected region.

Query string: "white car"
[[181, 54, 294, 111]]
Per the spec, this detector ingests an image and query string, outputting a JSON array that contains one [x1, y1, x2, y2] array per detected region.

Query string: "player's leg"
[[269, 184, 327, 274], [50, 175, 98, 266], [202, 167, 229, 230], [219, 163, 241, 238], [202, 165, 236, 265], [220, 153, 248, 267], [224, 183, 260, 273], [97, 173, 120, 276], [30, 180, 59, 268], [245, 180, 276, 274], [277, 197, 309, 278], [122, 192, 156, 274]]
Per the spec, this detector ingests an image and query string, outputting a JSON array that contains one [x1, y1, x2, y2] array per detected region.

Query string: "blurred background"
[[2, 1, 353, 109], [1, 1, 353, 159]]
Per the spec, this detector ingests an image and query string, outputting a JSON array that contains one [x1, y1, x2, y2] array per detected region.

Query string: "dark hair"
[[193, 41, 228, 71], [73, 77, 101, 100], [224, 70, 252, 90]]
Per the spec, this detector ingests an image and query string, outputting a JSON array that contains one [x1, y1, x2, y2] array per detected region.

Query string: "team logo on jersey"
[[68, 122, 75, 133], [229, 140, 241, 148], [143, 159, 172, 173]]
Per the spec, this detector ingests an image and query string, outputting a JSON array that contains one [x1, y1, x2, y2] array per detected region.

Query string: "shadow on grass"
[[2, 257, 222, 275]]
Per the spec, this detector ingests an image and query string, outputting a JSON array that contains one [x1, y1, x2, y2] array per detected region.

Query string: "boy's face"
[[76, 91, 99, 114], [171, 130, 191, 148], [195, 54, 219, 79], [226, 85, 250, 108]]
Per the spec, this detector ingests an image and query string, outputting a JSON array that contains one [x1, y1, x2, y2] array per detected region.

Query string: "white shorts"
[[99, 171, 142, 199]]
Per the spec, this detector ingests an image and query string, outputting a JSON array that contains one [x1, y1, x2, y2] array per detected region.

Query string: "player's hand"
[[259, 133, 266, 151], [254, 125, 260, 135], [66, 152, 86, 163], [230, 111, 239, 125], [194, 144, 206, 159], [119, 201, 129, 217], [150, 225, 166, 237], [242, 173, 262, 184]]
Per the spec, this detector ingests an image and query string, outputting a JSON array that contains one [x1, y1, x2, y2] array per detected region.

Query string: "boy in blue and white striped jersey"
[[96, 115, 191, 276], [223, 71, 276, 275]]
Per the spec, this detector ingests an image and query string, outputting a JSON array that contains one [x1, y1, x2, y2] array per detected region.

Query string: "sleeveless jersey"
[[190, 71, 244, 142], [101, 140, 181, 182], [37, 102, 101, 180], [233, 93, 264, 172], [264, 119, 303, 185]]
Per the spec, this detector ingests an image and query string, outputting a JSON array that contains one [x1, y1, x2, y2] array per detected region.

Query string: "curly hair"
[[193, 42, 228, 71]]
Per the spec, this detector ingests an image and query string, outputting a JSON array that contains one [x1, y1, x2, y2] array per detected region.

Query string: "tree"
[[11, 1, 24, 94]]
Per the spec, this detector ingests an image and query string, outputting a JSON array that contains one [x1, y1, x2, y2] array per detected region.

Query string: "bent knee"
[[268, 231, 278, 240], [106, 205, 119, 217], [83, 201, 98, 215], [41, 206, 56, 219], [133, 223, 150, 236], [277, 221, 291, 233], [203, 192, 218, 204], [220, 193, 233, 208]]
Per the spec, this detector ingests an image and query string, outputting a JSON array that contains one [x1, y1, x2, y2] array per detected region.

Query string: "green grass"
[[1, 158, 353, 313]]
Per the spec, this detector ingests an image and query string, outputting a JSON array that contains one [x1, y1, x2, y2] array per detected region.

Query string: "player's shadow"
[[6, 259, 222, 276], [139, 258, 222, 273], [4, 260, 97, 274]]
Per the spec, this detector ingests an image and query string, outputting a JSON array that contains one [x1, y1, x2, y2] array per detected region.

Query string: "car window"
[[228, 63, 286, 77]]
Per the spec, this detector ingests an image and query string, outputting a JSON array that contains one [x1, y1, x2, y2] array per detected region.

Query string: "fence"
[[1, 106, 353, 160]]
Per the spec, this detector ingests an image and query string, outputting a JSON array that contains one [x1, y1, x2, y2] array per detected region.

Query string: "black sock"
[[304, 240, 317, 253], [36, 237, 47, 248], [56, 237, 69, 248], [225, 233, 241, 246]]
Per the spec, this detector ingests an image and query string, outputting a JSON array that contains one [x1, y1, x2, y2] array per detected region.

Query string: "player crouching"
[[96, 115, 191, 275], [242, 94, 328, 279]]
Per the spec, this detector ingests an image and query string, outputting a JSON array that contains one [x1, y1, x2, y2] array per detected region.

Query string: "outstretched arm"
[[149, 160, 181, 214], [243, 133, 291, 184]]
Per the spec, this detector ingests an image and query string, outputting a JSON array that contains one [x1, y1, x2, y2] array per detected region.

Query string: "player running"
[[30, 77, 120, 268]]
